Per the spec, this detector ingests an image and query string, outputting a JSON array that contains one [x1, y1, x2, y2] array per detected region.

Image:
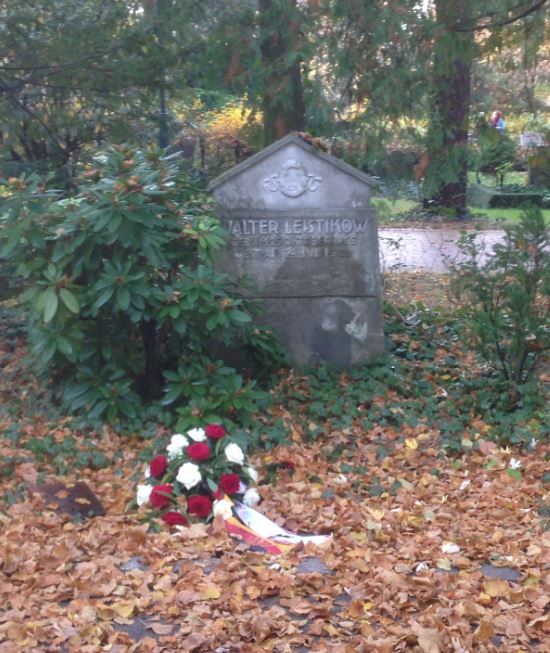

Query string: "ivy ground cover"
[[0, 285, 549, 653]]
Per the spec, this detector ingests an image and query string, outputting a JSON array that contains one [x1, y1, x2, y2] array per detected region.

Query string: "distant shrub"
[[472, 118, 517, 188], [450, 206, 549, 409]]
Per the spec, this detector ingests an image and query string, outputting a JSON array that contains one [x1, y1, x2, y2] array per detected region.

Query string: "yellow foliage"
[[206, 104, 258, 143]]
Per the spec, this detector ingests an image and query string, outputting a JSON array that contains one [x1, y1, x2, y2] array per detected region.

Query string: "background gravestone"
[[527, 145, 550, 187], [209, 134, 384, 367]]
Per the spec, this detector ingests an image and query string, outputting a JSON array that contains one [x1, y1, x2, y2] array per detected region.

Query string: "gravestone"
[[527, 145, 550, 187], [519, 132, 546, 148], [209, 133, 384, 367]]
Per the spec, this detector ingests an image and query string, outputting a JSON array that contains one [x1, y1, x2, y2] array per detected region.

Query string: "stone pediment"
[[209, 133, 377, 212]]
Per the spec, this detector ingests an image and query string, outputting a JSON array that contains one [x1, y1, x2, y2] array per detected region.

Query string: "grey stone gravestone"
[[528, 145, 550, 187], [519, 132, 546, 148], [209, 133, 384, 367]]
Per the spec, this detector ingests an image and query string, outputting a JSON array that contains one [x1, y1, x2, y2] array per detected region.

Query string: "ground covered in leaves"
[[1, 275, 549, 653]]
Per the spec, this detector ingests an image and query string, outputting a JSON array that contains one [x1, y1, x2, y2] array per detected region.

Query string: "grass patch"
[[372, 197, 419, 216], [471, 206, 550, 224], [373, 197, 421, 225], [468, 170, 528, 187], [373, 185, 550, 225]]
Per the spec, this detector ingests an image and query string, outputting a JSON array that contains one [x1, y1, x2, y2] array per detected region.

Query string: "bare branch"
[[452, 0, 548, 32]]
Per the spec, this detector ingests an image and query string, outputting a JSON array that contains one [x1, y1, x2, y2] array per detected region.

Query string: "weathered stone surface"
[[528, 145, 550, 187], [296, 557, 334, 575], [263, 297, 383, 367], [33, 481, 106, 518], [480, 563, 521, 582], [210, 134, 384, 367], [520, 132, 546, 148], [119, 556, 149, 572], [112, 617, 178, 640]]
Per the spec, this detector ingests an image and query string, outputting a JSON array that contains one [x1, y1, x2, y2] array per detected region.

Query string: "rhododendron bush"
[[136, 424, 259, 526]]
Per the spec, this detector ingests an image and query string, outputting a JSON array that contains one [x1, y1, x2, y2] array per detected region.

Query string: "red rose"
[[187, 442, 210, 462], [205, 423, 226, 439], [187, 495, 213, 519], [161, 511, 188, 526], [213, 486, 225, 500], [219, 473, 241, 495], [150, 484, 172, 509], [149, 455, 168, 479]]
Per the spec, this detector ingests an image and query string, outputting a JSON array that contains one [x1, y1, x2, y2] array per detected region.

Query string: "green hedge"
[[467, 183, 543, 209]]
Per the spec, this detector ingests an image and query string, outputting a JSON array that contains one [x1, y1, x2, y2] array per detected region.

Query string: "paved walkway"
[[378, 228, 505, 272]]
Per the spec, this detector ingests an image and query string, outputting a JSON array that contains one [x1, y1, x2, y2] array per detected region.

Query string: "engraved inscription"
[[228, 217, 368, 236], [237, 246, 353, 259], [262, 159, 322, 198], [228, 217, 368, 259]]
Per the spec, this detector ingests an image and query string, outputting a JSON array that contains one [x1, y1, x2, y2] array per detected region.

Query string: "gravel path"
[[379, 228, 505, 272]]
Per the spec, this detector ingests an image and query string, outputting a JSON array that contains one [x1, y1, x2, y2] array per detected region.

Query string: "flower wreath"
[[136, 425, 260, 527]]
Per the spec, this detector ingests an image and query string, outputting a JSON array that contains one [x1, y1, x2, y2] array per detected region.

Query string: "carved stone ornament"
[[262, 158, 322, 198]]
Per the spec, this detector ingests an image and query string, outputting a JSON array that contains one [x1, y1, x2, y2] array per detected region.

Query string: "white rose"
[[144, 465, 151, 479], [187, 427, 206, 442], [213, 499, 233, 520], [243, 488, 261, 508], [176, 462, 202, 490], [225, 443, 244, 465], [167, 433, 188, 460], [136, 484, 152, 506], [246, 467, 258, 483]]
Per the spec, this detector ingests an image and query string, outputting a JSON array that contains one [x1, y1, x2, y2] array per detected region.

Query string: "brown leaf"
[[411, 620, 442, 653], [253, 616, 274, 643], [483, 578, 509, 597], [475, 620, 494, 641], [38, 573, 66, 588], [16, 463, 38, 483], [112, 601, 136, 619], [180, 633, 206, 651], [147, 622, 174, 635], [202, 585, 221, 600], [0, 555, 19, 575]]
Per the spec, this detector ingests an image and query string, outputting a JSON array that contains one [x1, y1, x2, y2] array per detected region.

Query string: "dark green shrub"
[[467, 184, 543, 209], [0, 147, 285, 426], [471, 118, 517, 188], [450, 206, 549, 409]]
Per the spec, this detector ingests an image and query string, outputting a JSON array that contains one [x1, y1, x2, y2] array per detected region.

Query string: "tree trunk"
[[423, 0, 474, 216], [259, 0, 306, 145]]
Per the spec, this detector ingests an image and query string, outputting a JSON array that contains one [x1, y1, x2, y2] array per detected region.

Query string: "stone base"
[[261, 296, 384, 368]]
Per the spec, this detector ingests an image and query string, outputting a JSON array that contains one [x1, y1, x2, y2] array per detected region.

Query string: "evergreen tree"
[[0, 1, 146, 178], [423, 0, 549, 214], [0, 0, 224, 178], [259, 0, 306, 144], [423, 0, 474, 215], [310, 1, 432, 167]]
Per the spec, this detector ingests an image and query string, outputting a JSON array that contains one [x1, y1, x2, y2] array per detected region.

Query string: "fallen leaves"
[[201, 585, 221, 601], [483, 577, 510, 597], [436, 557, 453, 571], [441, 541, 461, 554], [1, 359, 549, 651], [411, 620, 443, 653]]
